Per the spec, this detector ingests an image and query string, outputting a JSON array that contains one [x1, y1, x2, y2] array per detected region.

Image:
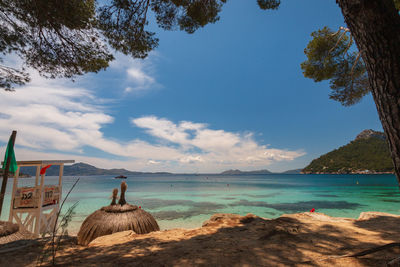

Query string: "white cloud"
[[147, 160, 161, 165], [111, 53, 160, 95], [124, 87, 133, 93], [179, 156, 204, 164], [127, 68, 155, 85], [131, 116, 305, 171], [0, 62, 304, 173], [0, 76, 112, 151]]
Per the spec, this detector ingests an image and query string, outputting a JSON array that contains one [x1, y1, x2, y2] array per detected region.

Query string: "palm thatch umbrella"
[[0, 221, 35, 245], [77, 182, 159, 246]]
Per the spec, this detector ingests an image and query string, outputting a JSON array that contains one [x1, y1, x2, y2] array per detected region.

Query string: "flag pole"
[[0, 131, 17, 217]]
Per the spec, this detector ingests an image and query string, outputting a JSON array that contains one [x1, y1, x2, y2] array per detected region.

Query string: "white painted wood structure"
[[7, 160, 74, 237]]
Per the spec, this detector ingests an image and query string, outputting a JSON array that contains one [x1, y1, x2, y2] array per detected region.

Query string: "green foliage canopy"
[[0, 0, 111, 89], [300, 27, 370, 106], [257, 0, 280, 10], [300, 1, 399, 106], [0, 0, 236, 89]]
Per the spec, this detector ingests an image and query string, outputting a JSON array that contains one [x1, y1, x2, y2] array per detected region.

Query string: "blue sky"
[[0, 0, 382, 173]]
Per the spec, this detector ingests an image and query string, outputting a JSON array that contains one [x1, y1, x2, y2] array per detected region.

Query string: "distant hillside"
[[0, 168, 30, 177], [280, 169, 302, 174], [19, 162, 171, 176], [2, 163, 304, 177], [302, 129, 394, 174], [220, 169, 272, 175]]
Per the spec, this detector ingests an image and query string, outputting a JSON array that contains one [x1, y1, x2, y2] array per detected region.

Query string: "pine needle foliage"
[[301, 27, 370, 106]]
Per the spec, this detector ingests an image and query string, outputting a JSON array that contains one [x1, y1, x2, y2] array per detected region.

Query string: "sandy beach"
[[1, 211, 400, 266]]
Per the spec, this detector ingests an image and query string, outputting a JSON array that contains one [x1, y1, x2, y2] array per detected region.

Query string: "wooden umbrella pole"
[[0, 131, 17, 217]]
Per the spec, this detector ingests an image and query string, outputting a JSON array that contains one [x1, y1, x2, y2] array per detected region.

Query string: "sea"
[[1, 174, 399, 235]]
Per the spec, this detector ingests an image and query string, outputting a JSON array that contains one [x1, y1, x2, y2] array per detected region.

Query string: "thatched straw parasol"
[[77, 182, 159, 246], [0, 221, 35, 245]]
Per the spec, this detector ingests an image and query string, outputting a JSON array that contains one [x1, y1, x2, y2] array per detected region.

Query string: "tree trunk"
[[336, 0, 400, 184]]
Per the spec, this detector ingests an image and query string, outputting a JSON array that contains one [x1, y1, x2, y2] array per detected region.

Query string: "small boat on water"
[[114, 175, 127, 179]]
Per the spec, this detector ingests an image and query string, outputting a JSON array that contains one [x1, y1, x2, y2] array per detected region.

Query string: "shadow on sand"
[[1, 213, 400, 266]]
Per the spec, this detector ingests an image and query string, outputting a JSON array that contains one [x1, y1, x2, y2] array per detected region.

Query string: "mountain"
[[0, 168, 30, 177], [355, 129, 386, 141], [220, 169, 272, 175], [19, 162, 172, 176], [302, 129, 394, 174], [6, 163, 298, 177], [280, 169, 302, 174]]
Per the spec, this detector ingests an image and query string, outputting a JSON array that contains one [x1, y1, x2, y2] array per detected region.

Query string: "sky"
[[0, 0, 383, 173]]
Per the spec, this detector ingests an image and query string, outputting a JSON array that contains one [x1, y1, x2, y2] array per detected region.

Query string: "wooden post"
[[59, 164, 64, 204], [0, 131, 16, 217], [9, 166, 19, 221], [35, 165, 40, 187], [35, 166, 46, 235]]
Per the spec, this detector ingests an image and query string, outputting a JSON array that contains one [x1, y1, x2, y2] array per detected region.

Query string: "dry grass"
[[77, 182, 159, 246], [0, 221, 34, 245], [77, 205, 160, 246]]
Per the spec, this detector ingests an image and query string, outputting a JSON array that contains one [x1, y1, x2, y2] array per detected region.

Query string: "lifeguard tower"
[[8, 160, 74, 237]]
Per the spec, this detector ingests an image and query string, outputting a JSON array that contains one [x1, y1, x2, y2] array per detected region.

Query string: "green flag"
[[3, 135, 17, 173]]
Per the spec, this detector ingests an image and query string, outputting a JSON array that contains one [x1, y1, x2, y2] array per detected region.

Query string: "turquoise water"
[[1, 174, 399, 234]]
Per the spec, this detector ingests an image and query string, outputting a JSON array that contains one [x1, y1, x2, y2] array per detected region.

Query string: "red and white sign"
[[14, 187, 37, 208], [14, 185, 60, 208], [43, 186, 60, 206]]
